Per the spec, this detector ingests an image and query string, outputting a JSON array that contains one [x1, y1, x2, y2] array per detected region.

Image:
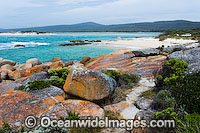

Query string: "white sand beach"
[[96, 37, 197, 49]]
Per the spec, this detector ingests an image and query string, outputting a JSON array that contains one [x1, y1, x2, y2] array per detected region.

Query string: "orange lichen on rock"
[[41, 99, 104, 119]]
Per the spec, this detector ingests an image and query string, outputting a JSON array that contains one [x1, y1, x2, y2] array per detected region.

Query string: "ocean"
[[0, 32, 160, 63]]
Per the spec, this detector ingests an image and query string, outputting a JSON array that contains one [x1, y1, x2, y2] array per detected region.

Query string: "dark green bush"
[[19, 80, 50, 92], [153, 90, 176, 110], [49, 68, 70, 80], [102, 70, 140, 89], [155, 59, 188, 87], [47, 76, 66, 88], [101, 70, 121, 82], [170, 71, 200, 114], [177, 113, 200, 132], [153, 108, 179, 121], [48, 68, 70, 88], [118, 73, 140, 89]]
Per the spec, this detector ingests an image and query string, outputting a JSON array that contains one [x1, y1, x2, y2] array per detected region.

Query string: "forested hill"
[[1, 20, 200, 32]]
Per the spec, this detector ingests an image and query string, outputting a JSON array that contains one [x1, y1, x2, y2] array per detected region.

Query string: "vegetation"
[[102, 70, 140, 104], [153, 58, 200, 132], [0, 121, 24, 133], [19, 80, 50, 92], [48, 68, 70, 88], [102, 70, 140, 89], [156, 27, 200, 41], [152, 90, 176, 110], [2, 20, 200, 32], [139, 90, 156, 99]]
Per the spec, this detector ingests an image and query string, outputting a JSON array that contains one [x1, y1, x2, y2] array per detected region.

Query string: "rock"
[[104, 101, 139, 120], [163, 42, 200, 53], [25, 65, 49, 77], [69, 40, 84, 43], [15, 72, 49, 84], [87, 49, 167, 79], [0, 69, 9, 80], [0, 82, 21, 95], [42, 62, 52, 67], [16, 63, 32, 70], [0, 84, 65, 128], [0, 58, 16, 67], [40, 99, 104, 119], [1, 64, 14, 71], [65, 61, 74, 67], [9, 70, 21, 80], [9, 65, 49, 80], [14, 45, 26, 48], [136, 97, 153, 110], [50, 57, 61, 62], [63, 63, 117, 101], [167, 48, 200, 73], [49, 60, 64, 69], [26, 58, 42, 67], [132, 48, 160, 57], [80, 56, 91, 65]]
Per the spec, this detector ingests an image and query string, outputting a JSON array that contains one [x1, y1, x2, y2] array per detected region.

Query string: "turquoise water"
[[0, 32, 160, 63]]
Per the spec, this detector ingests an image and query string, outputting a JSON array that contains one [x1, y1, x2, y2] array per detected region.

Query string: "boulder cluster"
[[0, 41, 200, 132]]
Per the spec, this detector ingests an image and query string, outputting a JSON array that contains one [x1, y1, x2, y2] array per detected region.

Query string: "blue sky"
[[0, 0, 200, 28]]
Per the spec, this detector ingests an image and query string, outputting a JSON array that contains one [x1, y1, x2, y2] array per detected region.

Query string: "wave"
[[0, 42, 49, 50]]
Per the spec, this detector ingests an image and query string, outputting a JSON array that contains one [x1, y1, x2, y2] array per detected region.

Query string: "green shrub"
[[0, 121, 24, 133], [164, 59, 188, 85], [118, 73, 140, 89], [153, 90, 176, 110], [153, 108, 179, 121], [177, 113, 200, 132], [49, 68, 70, 80], [47, 76, 66, 88], [101, 70, 121, 82], [19, 80, 50, 92], [170, 71, 200, 114], [48, 68, 70, 88], [102, 70, 140, 89]]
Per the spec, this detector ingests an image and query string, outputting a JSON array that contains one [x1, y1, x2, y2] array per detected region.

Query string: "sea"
[[0, 32, 160, 63]]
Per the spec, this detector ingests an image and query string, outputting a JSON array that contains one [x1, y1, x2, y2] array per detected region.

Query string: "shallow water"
[[0, 32, 160, 63]]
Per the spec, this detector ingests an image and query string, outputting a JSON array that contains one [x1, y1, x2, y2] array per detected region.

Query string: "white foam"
[[0, 41, 49, 50]]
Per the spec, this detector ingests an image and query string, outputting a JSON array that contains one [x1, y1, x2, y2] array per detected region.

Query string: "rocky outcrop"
[[167, 48, 200, 73], [132, 48, 160, 57], [0, 83, 65, 128], [104, 101, 139, 119], [65, 61, 74, 67], [15, 72, 49, 84], [49, 60, 64, 70], [64, 63, 117, 101], [87, 49, 167, 79], [163, 42, 200, 53], [26, 58, 42, 67], [80, 56, 91, 65], [0, 58, 16, 67], [16, 63, 33, 70], [41, 99, 104, 119], [0, 64, 15, 71], [14, 45, 26, 48], [50, 57, 61, 62]]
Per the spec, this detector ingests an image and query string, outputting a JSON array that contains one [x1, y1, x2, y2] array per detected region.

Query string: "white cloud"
[[0, 0, 200, 28], [56, 0, 99, 5]]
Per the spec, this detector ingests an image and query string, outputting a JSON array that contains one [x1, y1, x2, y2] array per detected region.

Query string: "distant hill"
[[1, 20, 200, 32]]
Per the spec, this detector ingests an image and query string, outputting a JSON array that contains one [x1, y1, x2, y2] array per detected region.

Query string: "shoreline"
[[95, 37, 197, 49]]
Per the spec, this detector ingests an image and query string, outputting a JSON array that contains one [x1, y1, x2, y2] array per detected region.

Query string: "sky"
[[0, 0, 200, 29]]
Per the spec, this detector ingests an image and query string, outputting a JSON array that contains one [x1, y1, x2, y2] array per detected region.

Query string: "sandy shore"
[[96, 37, 197, 49]]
